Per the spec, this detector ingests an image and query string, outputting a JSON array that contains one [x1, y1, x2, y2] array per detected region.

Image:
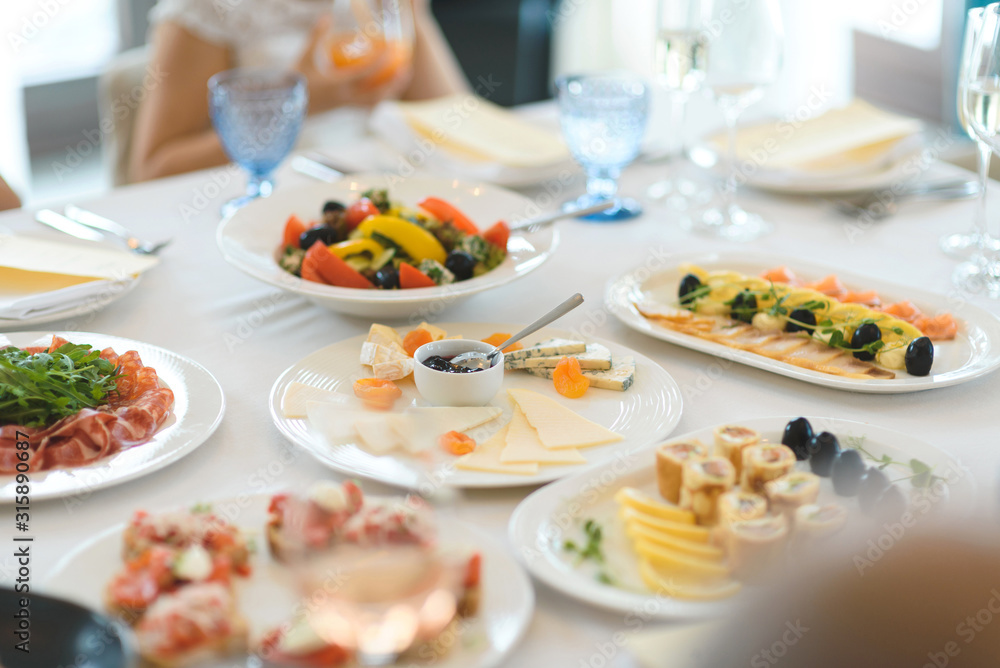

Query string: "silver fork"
[[63, 205, 172, 255]]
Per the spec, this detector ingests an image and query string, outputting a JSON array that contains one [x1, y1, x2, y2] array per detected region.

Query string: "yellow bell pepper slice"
[[357, 216, 446, 264], [329, 238, 385, 259]]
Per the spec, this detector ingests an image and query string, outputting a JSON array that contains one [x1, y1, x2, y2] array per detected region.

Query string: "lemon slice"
[[618, 507, 711, 543], [614, 488, 696, 524], [638, 559, 742, 601], [625, 523, 725, 561]]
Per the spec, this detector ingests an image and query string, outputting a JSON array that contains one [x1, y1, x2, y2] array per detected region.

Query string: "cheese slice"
[[366, 323, 406, 354], [456, 424, 539, 475], [504, 338, 587, 365], [305, 401, 362, 449], [500, 407, 587, 465], [506, 342, 613, 370], [524, 356, 636, 392], [414, 322, 449, 341], [387, 406, 503, 453], [281, 382, 357, 418], [507, 388, 623, 449], [372, 357, 414, 381], [354, 417, 406, 454]]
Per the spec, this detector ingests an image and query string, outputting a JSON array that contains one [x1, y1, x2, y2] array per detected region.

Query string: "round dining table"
[[2, 105, 998, 668]]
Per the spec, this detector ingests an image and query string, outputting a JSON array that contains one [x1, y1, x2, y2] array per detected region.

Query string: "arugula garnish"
[[0, 343, 121, 428], [846, 435, 939, 488], [564, 518, 615, 585]]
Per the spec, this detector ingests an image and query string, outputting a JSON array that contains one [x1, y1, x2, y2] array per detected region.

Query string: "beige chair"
[[97, 45, 151, 186]]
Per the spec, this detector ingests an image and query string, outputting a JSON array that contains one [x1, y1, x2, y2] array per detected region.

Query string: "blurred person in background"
[[129, 0, 468, 182], [0, 175, 20, 211]]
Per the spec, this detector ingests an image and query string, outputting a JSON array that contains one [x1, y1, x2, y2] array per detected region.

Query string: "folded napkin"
[[717, 99, 924, 177], [368, 94, 574, 186], [0, 235, 158, 320]]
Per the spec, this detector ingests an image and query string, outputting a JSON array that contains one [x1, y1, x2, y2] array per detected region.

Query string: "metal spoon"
[[827, 179, 979, 220], [450, 293, 585, 370]]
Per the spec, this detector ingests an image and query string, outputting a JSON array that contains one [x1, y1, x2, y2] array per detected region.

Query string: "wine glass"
[[685, 0, 783, 242], [208, 69, 308, 217], [556, 73, 650, 222], [646, 0, 714, 208], [958, 2, 1000, 298], [320, 0, 415, 90]]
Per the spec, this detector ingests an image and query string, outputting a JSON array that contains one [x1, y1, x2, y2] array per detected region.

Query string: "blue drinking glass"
[[556, 73, 650, 222], [208, 69, 308, 217]]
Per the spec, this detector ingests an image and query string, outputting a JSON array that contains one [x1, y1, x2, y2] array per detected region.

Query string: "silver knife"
[[291, 155, 346, 183], [508, 200, 616, 232], [35, 209, 106, 242], [63, 205, 131, 238]]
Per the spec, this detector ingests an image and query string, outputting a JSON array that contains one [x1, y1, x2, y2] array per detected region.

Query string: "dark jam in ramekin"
[[422, 354, 490, 374]]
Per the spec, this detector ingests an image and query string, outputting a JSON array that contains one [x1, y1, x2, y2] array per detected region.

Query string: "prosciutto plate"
[[0, 331, 224, 502]]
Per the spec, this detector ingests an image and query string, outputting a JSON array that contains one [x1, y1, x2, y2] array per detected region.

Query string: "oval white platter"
[[605, 251, 1000, 393], [0, 331, 224, 502], [269, 323, 683, 490], [43, 493, 534, 668], [509, 416, 975, 621], [216, 175, 558, 319]]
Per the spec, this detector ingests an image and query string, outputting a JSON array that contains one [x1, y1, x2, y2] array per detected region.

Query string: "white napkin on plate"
[[367, 94, 576, 186], [0, 235, 158, 320]]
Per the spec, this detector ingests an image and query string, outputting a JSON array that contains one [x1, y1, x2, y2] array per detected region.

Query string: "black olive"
[[322, 200, 346, 214], [678, 274, 703, 306], [785, 308, 817, 333], [808, 432, 841, 477], [444, 250, 477, 281], [831, 449, 865, 496], [904, 336, 934, 376], [850, 323, 882, 361], [872, 484, 908, 522], [858, 468, 891, 514], [299, 226, 341, 249], [729, 290, 758, 323], [373, 265, 399, 290], [781, 417, 814, 461]]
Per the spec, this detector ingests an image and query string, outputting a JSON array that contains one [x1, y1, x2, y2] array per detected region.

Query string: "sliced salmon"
[[841, 290, 881, 307], [760, 266, 800, 285], [914, 313, 958, 341], [804, 274, 848, 298]]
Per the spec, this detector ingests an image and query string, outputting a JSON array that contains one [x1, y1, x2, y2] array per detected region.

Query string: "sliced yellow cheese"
[[638, 559, 742, 600], [456, 425, 539, 475], [499, 407, 586, 465], [633, 538, 731, 579], [305, 401, 361, 449], [625, 523, 725, 561], [388, 406, 503, 453], [614, 488, 697, 524], [354, 417, 405, 454], [619, 507, 711, 543], [507, 388, 623, 450], [281, 382, 356, 419]]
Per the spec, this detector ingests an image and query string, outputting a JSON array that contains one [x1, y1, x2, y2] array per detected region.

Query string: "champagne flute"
[[320, 0, 414, 89], [646, 0, 712, 208], [944, 7, 994, 263], [685, 0, 783, 242], [958, 2, 1000, 298]]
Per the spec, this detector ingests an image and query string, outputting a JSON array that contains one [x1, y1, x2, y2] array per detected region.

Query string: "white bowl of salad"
[[217, 174, 559, 319]]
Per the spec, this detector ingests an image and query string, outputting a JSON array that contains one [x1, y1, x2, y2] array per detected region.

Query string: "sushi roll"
[[680, 456, 736, 526], [713, 425, 761, 478], [765, 471, 821, 520], [727, 515, 789, 582], [655, 440, 709, 504], [717, 490, 768, 529], [794, 503, 848, 539], [740, 444, 796, 494]]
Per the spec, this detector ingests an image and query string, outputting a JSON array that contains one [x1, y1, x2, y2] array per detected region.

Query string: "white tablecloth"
[[2, 110, 999, 668]]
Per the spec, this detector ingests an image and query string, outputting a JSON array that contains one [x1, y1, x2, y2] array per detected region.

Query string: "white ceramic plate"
[[0, 331, 224, 502], [687, 135, 923, 194], [217, 175, 558, 319], [43, 493, 534, 668], [270, 322, 683, 490], [0, 276, 141, 330], [509, 416, 975, 621], [605, 251, 1000, 393]]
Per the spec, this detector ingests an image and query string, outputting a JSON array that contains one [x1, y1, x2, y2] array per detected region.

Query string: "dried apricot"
[[403, 328, 433, 357], [440, 430, 476, 455], [353, 378, 402, 410], [480, 332, 523, 353], [553, 356, 589, 398]]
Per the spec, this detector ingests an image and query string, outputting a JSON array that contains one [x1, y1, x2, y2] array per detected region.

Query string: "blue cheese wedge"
[[524, 355, 635, 391], [503, 338, 586, 366], [506, 342, 613, 370]]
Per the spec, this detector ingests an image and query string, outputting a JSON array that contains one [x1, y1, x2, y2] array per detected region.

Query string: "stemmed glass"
[[686, 0, 783, 242], [958, 2, 1000, 297], [209, 69, 308, 217], [556, 73, 650, 222], [646, 0, 712, 208], [321, 0, 415, 88]]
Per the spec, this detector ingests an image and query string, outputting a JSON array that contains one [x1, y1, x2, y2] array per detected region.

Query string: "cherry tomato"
[[344, 198, 379, 229]]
